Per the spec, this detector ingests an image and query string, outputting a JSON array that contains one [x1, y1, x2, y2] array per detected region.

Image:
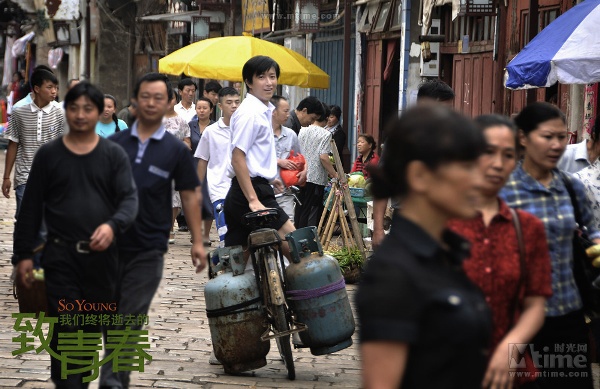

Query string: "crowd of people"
[[4, 57, 600, 389]]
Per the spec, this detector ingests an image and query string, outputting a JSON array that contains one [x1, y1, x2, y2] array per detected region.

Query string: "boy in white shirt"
[[224, 56, 296, 254], [195, 87, 240, 245]]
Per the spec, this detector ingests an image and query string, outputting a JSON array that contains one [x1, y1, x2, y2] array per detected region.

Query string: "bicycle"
[[243, 209, 306, 380]]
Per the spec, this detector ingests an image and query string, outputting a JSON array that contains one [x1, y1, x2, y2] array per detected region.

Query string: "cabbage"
[[348, 174, 366, 188]]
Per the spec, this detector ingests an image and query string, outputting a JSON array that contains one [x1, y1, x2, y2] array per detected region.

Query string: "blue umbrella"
[[505, 0, 600, 89]]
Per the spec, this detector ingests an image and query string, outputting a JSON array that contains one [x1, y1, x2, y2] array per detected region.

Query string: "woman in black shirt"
[[356, 106, 492, 388]]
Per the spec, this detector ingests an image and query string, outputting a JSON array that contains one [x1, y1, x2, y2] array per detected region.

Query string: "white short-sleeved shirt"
[[195, 118, 232, 203], [174, 102, 196, 123], [227, 93, 277, 181]]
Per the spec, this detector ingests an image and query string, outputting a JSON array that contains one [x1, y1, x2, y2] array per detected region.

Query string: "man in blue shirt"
[[100, 73, 206, 388]]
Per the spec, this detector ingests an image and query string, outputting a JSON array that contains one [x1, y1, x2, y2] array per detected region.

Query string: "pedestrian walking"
[[164, 88, 192, 243], [271, 95, 304, 223], [500, 102, 599, 388], [99, 72, 206, 389], [558, 115, 600, 173], [448, 114, 552, 388], [13, 81, 138, 388], [195, 86, 239, 245], [296, 104, 337, 228], [95, 94, 128, 137], [174, 78, 197, 123], [188, 97, 215, 245], [575, 118, 600, 230], [3, 68, 65, 266], [356, 106, 492, 389]]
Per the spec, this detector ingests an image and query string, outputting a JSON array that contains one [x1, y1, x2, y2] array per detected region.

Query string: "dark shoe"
[[178, 225, 189, 232]]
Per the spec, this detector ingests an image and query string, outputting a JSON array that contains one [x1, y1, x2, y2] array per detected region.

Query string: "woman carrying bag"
[[449, 115, 552, 388], [500, 102, 600, 388]]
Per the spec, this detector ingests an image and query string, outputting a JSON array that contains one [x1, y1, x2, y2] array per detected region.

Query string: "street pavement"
[[0, 154, 362, 388]]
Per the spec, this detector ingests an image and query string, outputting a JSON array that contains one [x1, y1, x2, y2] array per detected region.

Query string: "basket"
[[349, 187, 365, 198]]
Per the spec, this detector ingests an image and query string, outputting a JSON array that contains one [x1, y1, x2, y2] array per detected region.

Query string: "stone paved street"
[[0, 154, 362, 388]]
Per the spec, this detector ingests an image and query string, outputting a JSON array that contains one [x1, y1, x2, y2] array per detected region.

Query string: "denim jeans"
[[12, 184, 46, 266]]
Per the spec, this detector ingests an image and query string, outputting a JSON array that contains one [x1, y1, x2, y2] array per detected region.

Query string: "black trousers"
[[295, 182, 325, 229], [99, 249, 164, 389], [532, 310, 593, 389], [43, 241, 117, 389]]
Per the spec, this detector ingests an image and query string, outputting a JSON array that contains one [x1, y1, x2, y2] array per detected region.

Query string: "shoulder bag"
[[558, 171, 600, 318]]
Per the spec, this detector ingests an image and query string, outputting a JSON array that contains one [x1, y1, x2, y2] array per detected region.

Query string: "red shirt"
[[448, 199, 552, 353], [351, 152, 379, 179]]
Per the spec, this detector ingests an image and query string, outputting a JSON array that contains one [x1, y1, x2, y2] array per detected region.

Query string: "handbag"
[[280, 150, 305, 188], [13, 268, 47, 318], [559, 171, 600, 318]]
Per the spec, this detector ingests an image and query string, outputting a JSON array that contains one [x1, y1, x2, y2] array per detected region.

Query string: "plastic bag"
[[280, 150, 306, 187]]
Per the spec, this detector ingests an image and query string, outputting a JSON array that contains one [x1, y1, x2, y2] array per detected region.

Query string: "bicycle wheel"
[[264, 251, 295, 380]]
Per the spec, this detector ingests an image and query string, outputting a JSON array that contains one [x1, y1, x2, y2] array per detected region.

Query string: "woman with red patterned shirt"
[[449, 115, 552, 389], [350, 134, 379, 179]]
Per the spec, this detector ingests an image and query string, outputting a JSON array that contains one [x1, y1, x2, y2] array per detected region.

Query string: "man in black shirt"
[[284, 96, 324, 134], [100, 73, 206, 388], [14, 82, 138, 388]]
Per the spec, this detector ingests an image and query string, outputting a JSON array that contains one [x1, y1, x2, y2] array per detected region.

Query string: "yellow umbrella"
[[158, 36, 330, 89]]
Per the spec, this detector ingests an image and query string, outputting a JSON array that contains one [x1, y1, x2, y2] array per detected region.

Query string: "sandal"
[[169, 231, 175, 244]]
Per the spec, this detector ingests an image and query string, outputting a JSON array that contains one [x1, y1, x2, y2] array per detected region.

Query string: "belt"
[[48, 237, 91, 254]]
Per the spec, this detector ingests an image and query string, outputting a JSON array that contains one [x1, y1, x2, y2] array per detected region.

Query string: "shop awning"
[[138, 10, 225, 24]]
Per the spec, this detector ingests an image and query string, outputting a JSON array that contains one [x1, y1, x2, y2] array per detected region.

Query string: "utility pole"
[[342, 0, 351, 170]]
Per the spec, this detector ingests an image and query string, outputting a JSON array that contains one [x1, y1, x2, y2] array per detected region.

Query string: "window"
[[372, 2, 391, 33], [389, 0, 402, 31]]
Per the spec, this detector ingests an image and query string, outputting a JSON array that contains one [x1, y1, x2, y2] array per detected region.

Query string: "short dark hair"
[[134, 72, 172, 100], [474, 114, 518, 148], [30, 69, 58, 89], [417, 79, 455, 102], [196, 96, 214, 111], [178, 78, 197, 91], [33, 65, 54, 74], [242, 56, 280, 86], [64, 81, 105, 113], [317, 102, 330, 122], [329, 105, 342, 120], [368, 106, 485, 199], [270, 94, 288, 108], [219, 86, 240, 102], [474, 114, 517, 133], [204, 81, 222, 94], [514, 102, 566, 136], [297, 96, 324, 116], [358, 133, 377, 152]]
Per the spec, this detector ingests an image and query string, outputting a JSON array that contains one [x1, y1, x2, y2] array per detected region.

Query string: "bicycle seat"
[[243, 209, 280, 229]]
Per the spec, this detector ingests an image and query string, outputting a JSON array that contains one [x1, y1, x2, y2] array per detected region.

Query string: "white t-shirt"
[[174, 101, 196, 123], [227, 93, 277, 181], [195, 118, 232, 203]]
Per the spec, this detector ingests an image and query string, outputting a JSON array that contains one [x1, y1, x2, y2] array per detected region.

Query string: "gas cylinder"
[[285, 227, 355, 356], [204, 246, 269, 374]]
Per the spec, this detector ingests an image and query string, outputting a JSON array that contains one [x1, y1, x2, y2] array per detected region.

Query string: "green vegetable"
[[326, 247, 363, 272]]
